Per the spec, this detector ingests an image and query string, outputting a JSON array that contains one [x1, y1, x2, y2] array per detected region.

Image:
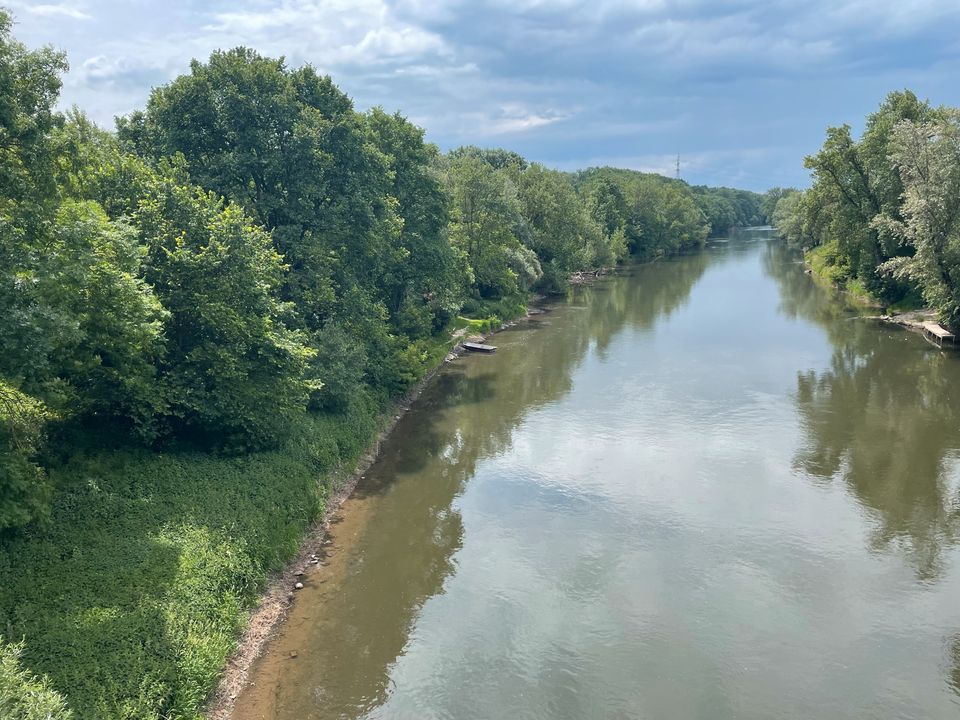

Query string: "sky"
[[8, 0, 960, 191]]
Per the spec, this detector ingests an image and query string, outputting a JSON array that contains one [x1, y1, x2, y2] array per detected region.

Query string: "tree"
[[35, 200, 166, 431], [0, 11, 67, 233], [517, 164, 596, 290], [443, 153, 541, 300], [771, 190, 806, 246], [876, 113, 960, 327], [126, 48, 451, 402], [802, 91, 933, 301], [0, 18, 165, 438], [134, 170, 315, 449], [574, 167, 708, 257], [366, 108, 457, 336]]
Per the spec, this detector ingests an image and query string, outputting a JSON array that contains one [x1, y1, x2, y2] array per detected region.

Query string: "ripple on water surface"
[[234, 232, 960, 720]]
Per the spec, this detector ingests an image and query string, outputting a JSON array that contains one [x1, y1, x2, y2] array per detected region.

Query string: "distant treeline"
[[0, 10, 764, 531], [770, 90, 960, 326]]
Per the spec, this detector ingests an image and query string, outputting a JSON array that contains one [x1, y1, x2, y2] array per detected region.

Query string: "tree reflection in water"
[[765, 240, 960, 581]]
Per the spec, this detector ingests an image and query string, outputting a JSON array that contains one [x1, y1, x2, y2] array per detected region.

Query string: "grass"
[[806, 243, 927, 313], [805, 241, 851, 289], [452, 295, 531, 338], [454, 315, 499, 334], [0, 393, 381, 720]]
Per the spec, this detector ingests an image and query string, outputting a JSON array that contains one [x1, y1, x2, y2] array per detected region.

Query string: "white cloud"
[[204, 0, 450, 66], [487, 111, 565, 135], [14, 2, 90, 20], [77, 53, 164, 84]]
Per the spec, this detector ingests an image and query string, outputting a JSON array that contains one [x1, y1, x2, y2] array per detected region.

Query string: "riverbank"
[[0, 296, 544, 720], [205, 311, 525, 719], [803, 246, 882, 309], [804, 257, 951, 344]]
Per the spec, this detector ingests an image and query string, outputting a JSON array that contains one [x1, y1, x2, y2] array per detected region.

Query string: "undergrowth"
[[0, 393, 380, 719]]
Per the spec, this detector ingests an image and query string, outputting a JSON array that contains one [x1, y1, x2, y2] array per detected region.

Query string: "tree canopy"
[[0, 11, 756, 528], [770, 91, 951, 315]]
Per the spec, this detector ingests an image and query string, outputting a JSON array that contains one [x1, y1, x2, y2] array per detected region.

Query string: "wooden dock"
[[922, 322, 956, 346], [463, 342, 497, 353]]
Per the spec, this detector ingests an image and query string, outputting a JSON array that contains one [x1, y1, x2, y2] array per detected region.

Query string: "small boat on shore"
[[463, 342, 497, 353]]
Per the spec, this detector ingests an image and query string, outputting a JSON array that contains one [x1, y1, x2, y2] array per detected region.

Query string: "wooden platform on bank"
[[922, 322, 956, 346]]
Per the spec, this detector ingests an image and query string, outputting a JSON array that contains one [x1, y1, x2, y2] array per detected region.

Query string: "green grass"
[[0, 393, 381, 720], [452, 296, 531, 338], [457, 295, 529, 328], [454, 315, 499, 334], [806, 243, 880, 308], [805, 243, 927, 312], [805, 241, 851, 288]]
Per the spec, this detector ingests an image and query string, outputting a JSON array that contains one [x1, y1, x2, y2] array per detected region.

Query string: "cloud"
[[204, 0, 450, 66], [76, 54, 168, 90], [8, 0, 960, 190], [484, 106, 569, 135], [13, 2, 90, 20]]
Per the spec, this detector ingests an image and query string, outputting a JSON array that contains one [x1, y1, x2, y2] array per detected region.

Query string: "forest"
[[770, 90, 960, 328], [0, 12, 766, 720]]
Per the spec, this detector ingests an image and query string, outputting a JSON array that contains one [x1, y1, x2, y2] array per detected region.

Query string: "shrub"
[[0, 639, 72, 720]]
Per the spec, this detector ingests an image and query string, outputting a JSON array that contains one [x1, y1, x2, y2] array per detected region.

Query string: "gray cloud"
[[8, 0, 960, 190]]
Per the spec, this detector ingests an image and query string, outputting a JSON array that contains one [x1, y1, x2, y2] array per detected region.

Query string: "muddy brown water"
[[233, 230, 960, 719]]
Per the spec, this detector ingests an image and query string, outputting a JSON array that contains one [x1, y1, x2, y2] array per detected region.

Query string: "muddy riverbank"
[[206, 306, 551, 720]]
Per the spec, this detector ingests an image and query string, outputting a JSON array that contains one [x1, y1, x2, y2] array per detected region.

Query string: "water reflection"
[[237, 236, 960, 720], [764, 241, 960, 579], [235, 251, 714, 719]]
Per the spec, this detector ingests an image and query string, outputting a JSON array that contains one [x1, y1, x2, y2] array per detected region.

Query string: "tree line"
[[770, 90, 960, 328], [0, 11, 764, 532]]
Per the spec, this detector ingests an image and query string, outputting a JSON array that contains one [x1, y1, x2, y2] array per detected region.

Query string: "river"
[[234, 229, 960, 720]]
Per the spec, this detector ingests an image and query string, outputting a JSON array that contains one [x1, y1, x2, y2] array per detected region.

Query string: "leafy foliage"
[[133, 172, 315, 449], [0, 639, 72, 720], [773, 91, 937, 308], [0, 383, 52, 531], [875, 112, 960, 326], [575, 167, 709, 257], [0, 397, 379, 720]]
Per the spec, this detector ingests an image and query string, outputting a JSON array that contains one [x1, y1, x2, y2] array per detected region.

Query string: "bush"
[[0, 639, 72, 720], [0, 384, 53, 531]]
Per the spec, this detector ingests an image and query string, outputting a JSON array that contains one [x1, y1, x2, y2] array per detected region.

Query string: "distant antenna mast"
[[675, 154, 681, 180]]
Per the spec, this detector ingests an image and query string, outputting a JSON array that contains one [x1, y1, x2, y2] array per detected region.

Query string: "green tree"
[[803, 90, 933, 301], [134, 170, 315, 449], [443, 153, 541, 300], [0, 11, 67, 233], [0, 18, 165, 438], [517, 164, 597, 290], [126, 48, 451, 402], [366, 108, 457, 336], [876, 113, 960, 327]]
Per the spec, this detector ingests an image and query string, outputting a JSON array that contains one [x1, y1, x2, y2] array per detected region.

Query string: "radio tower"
[[675, 154, 681, 180]]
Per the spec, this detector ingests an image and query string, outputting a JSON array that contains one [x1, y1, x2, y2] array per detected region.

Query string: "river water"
[[234, 229, 960, 720]]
